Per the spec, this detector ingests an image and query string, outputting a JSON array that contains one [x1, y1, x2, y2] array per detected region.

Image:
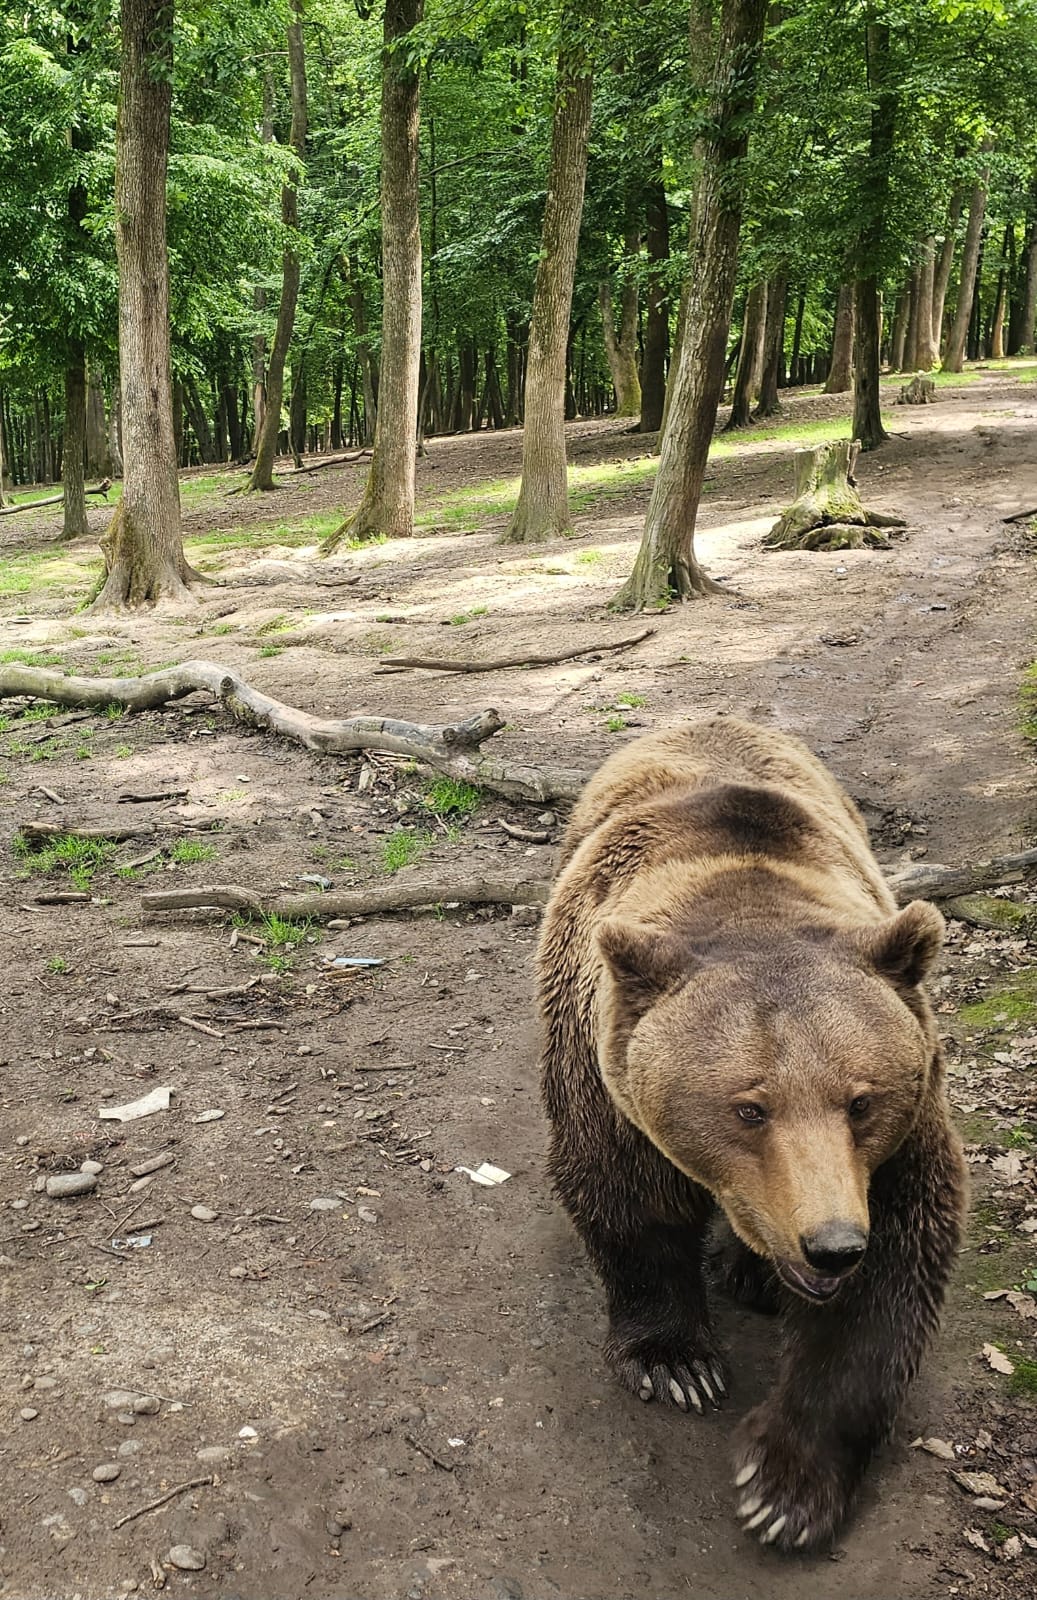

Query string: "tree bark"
[[84, 369, 110, 477], [932, 189, 962, 345], [612, 0, 767, 610], [639, 181, 670, 432], [852, 21, 895, 453], [247, 4, 307, 491], [1020, 214, 1037, 357], [989, 225, 1012, 360], [60, 346, 88, 542], [325, 1, 423, 549], [502, 24, 593, 542], [901, 262, 921, 372], [91, 0, 194, 610], [599, 221, 641, 418], [725, 280, 767, 428], [752, 272, 787, 418], [914, 238, 939, 369], [943, 152, 991, 373], [823, 283, 855, 393]]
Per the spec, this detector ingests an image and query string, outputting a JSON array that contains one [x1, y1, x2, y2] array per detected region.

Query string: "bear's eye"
[[736, 1103, 768, 1126], [849, 1094, 872, 1119]]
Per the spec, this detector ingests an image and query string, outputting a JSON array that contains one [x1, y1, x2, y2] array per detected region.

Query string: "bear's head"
[[595, 900, 944, 1304]]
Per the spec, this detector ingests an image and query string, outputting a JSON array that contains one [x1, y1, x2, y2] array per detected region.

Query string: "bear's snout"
[[799, 1220, 868, 1277]]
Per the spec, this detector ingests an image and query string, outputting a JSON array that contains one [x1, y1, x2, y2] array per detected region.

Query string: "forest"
[[2, 2, 1037, 1598]]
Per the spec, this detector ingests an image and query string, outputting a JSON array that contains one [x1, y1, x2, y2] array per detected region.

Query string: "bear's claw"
[[609, 1337, 727, 1415], [733, 1404, 853, 1553]]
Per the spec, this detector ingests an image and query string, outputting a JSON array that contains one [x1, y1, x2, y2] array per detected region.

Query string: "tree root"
[[376, 629, 655, 675], [141, 876, 552, 921], [0, 661, 587, 803]]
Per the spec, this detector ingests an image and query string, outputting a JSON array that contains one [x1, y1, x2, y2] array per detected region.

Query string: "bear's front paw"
[[606, 1330, 727, 1415], [732, 1405, 857, 1552]]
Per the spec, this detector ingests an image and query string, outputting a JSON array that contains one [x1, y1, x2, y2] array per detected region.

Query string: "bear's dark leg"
[[732, 1099, 965, 1552], [578, 1212, 726, 1415], [707, 1220, 780, 1314]]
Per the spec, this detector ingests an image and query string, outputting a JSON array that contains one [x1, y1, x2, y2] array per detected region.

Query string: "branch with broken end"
[[141, 877, 551, 920], [0, 661, 585, 803]]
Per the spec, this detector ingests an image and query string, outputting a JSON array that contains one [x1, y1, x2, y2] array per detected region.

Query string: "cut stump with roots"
[[763, 440, 906, 553], [895, 373, 936, 405]]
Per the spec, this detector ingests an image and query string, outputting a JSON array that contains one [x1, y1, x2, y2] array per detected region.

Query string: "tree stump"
[[763, 439, 905, 552], [895, 372, 936, 405]]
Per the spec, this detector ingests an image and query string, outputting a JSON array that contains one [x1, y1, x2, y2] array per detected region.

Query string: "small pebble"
[[80, 1159, 103, 1176], [33, 1374, 58, 1390], [116, 1412, 136, 1426], [15, 1135, 29, 1146], [11, 1198, 29, 1210], [117, 1440, 142, 1458], [93, 1463, 121, 1483], [19, 1407, 38, 1421], [325, 1517, 344, 1538], [196, 1446, 231, 1465], [167, 1545, 206, 1572], [68, 1487, 89, 1507], [132, 1395, 161, 1415], [309, 1197, 340, 1211], [333, 1511, 352, 1530], [46, 1172, 97, 1199], [537, 811, 556, 827], [229, 1265, 248, 1279], [190, 1205, 217, 1223], [357, 1207, 378, 1225], [238, 1425, 257, 1440]]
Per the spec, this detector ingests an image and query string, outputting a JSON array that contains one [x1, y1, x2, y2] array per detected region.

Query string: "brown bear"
[[538, 716, 965, 1553]]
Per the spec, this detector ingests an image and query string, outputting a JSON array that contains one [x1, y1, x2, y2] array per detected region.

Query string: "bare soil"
[[1, 371, 1036, 1600]]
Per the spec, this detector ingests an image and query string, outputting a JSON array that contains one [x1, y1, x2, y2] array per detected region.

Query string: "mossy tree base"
[[896, 372, 936, 405], [763, 439, 906, 552]]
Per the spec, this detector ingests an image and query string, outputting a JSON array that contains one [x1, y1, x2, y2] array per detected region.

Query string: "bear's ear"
[[859, 900, 945, 990], [596, 921, 696, 1014]]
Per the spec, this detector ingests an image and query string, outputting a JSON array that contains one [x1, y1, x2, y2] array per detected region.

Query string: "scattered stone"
[[333, 1511, 353, 1531], [132, 1395, 161, 1415], [357, 1206, 379, 1224], [15, 1134, 29, 1146], [229, 1266, 248, 1279], [309, 1197, 341, 1211], [196, 1445, 231, 1465], [326, 1517, 344, 1538], [238, 1425, 258, 1440], [80, 1159, 104, 1176], [104, 1389, 137, 1410], [19, 1407, 38, 1421], [117, 1440, 142, 1458], [34, 1374, 58, 1390], [129, 1150, 175, 1178], [46, 1172, 98, 1199], [12, 1198, 29, 1210], [116, 1413, 136, 1426], [93, 1463, 121, 1483], [537, 812, 556, 828], [167, 1545, 206, 1572], [952, 1469, 1009, 1499], [68, 1487, 89, 1507], [190, 1205, 218, 1223]]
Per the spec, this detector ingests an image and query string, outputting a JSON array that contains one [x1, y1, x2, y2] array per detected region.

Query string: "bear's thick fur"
[[538, 717, 965, 1553]]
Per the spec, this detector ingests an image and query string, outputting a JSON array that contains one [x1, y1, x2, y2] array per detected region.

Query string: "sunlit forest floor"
[[2, 363, 1036, 1599]]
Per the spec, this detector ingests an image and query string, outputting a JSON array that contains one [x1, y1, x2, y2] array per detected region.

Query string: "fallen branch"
[[288, 449, 371, 475], [0, 481, 112, 518], [141, 875, 552, 921], [0, 660, 587, 802], [376, 628, 655, 675], [112, 1475, 214, 1531], [884, 848, 1037, 903], [1002, 505, 1037, 525], [17, 821, 156, 846]]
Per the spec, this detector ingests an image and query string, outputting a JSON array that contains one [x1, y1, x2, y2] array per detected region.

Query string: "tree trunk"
[[1020, 213, 1037, 357], [60, 346, 88, 542], [325, 1, 423, 548], [889, 284, 909, 371], [247, 4, 307, 491], [901, 262, 922, 371], [725, 281, 767, 428], [599, 224, 641, 418], [182, 377, 217, 463], [84, 370, 109, 477], [639, 181, 670, 432], [932, 188, 962, 345], [289, 362, 307, 466], [752, 273, 787, 418], [943, 152, 991, 373], [915, 237, 939, 369], [990, 225, 1012, 360], [91, 0, 194, 611], [502, 19, 593, 543], [612, 0, 767, 609], [764, 440, 899, 551], [823, 283, 855, 393], [251, 75, 275, 453], [851, 21, 895, 452]]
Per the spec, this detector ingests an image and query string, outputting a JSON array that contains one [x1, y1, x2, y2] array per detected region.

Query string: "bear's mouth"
[[776, 1260, 847, 1303]]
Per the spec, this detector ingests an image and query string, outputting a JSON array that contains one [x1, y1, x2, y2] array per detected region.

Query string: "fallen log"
[[0, 480, 112, 518], [884, 847, 1037, 903], [141, 848, 1037, 926], [141, 876, 552, 920], [0, 661, 587, 803], [18, 821, 156, 846], [376, 628, 655, 675]]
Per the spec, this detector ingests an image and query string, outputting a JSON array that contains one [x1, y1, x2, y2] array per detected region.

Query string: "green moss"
[[1008, 1356, 1037, 1397], [960, 970, 1037, 1029]]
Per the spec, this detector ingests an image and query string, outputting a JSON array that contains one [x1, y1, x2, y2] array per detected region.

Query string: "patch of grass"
[[231, 910, 317, 973], [116, 855, 165, 881], [14, 702, 61, 724], [208, 622, 236, 637], [960, 971, 1037, 1029], [184, 510, 343, 559], [0, 646, 66, 668], [73, 743, 92, 760], [255, 614, 294, 636], [381, 829, 424, 873], [605, 714, 627, 733], [46, 955, 70, 974], [1008, 1355, 1037, 1397], [449, 605, 489, 626], [215, 788, 248, 805], [169, 839, 218, 865], [15, 831, 116, 891], [345, 530, 388, 550], [105, 703, 126, 720], [574, 548, 604, 567], [614, 691, 646, 708], [258, 644, 283, 658], [114, 744, 133, 759], [423, 776, 481, 817]]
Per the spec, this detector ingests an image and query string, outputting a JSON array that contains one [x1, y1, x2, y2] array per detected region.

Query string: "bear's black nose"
[[800, 1223, 868, 1276]]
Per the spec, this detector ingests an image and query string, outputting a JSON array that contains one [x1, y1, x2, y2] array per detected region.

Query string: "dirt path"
[[1, 373, 1036, 1599]]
